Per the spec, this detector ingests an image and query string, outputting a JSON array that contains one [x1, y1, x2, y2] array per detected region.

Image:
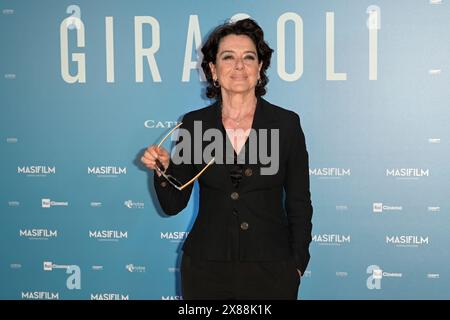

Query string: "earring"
[[256, 79, 262, 86], [213, 79, 220, 88]]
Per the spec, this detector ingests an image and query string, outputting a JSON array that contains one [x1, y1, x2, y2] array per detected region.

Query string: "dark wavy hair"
[[201, 18, 274, 100]]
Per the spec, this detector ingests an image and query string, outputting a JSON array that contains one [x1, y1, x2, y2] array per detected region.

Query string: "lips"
[[231, 76, 248, 80]]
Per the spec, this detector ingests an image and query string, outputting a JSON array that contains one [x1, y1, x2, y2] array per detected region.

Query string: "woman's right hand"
[[141, 145, 170, 176]]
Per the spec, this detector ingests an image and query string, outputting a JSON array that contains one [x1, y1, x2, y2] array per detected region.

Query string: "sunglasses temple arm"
[[157, 122, 183, 148], [179, 158, 215, 191], [157, 170, 183, 191]]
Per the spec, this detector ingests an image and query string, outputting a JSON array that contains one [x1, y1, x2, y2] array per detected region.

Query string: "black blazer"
[[154, 97, 313, 274]]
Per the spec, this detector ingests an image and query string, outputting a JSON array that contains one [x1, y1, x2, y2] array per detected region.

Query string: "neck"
[[221, 92, 257, 118]]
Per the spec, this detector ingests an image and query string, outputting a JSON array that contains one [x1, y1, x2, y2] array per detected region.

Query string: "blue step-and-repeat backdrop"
[[1, 0, 449, 300]]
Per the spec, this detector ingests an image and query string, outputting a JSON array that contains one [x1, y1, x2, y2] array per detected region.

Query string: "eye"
[[244, 55, 256, 60], [222, 55, 234, 60]]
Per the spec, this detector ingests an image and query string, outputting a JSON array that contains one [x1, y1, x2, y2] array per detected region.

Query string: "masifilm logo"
[[19, 229, 58, 240], [366, 264, 402, 290], [21, 291, 59, 300], [87, 166, 127, 178], [312, 233, 351, 246], [385, 168, 429, 180], [89, 230, 128, 242], [91, 293, 129, 300], [43, 261, 81, 290], [309, 168, 351, 179], [160, 231, 189, 242], [17, 166, 56, 177], [161, 295, 182, 300], [385, 235, 429, 247]]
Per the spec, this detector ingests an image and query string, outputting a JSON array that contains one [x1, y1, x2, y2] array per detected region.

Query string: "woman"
[[141, 18, 313, 300]]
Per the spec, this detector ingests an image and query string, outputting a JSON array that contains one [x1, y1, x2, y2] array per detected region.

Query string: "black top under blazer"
[[153, 97, 313, 274]]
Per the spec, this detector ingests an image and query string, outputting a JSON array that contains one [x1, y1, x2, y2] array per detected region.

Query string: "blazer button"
[[231, 192, 239, 200], [160, 181, 168, 188], [244, 168, 253, 177], [240, 222, 249, 231], [232, 209, 238, 216]]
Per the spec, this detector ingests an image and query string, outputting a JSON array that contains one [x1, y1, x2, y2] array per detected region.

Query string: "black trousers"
[[180, 254, 301, 300]]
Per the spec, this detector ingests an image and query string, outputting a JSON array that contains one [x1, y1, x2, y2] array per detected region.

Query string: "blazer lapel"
[[200, 100, 235, 191], [237, 98, 279, 192]]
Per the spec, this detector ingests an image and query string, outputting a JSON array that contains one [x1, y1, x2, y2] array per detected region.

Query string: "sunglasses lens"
[[155, 159, 165, 172], [167, 176, 183, 188]]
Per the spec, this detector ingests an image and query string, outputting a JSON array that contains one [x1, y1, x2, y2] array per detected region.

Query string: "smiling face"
[[209, 34, 262, 97]]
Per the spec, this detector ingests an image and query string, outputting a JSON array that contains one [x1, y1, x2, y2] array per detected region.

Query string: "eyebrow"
[[219, 50, 257, 56]]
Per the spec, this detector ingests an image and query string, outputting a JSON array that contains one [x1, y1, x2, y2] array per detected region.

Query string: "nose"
[[234, 57, 244, 70]]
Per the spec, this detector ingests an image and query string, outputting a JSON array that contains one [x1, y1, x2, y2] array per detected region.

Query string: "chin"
[[228, 89, 253, 95], [229, 84, 253, 92]]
